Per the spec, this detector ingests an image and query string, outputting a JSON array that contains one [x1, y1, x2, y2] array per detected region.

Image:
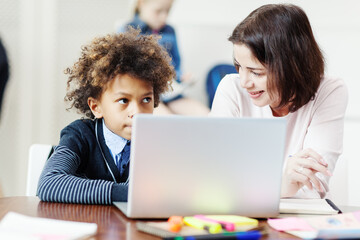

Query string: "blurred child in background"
[[120, 0, 209, 115]]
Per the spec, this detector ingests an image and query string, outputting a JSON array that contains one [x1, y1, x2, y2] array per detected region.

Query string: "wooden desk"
[[0, 196, 303, 239]]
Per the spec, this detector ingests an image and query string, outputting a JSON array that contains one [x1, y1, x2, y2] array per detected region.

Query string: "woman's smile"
[[248, 90, 265, 99]]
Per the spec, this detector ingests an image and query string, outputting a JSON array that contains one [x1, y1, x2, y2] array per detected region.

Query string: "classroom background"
[[0, 0, 359, 205]]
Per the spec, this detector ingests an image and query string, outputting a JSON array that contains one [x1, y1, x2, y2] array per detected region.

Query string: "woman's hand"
[[281, 148, 332, 198]]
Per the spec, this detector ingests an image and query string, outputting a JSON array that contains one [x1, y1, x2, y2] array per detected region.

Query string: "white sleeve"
[[294, 78, 348, 198]]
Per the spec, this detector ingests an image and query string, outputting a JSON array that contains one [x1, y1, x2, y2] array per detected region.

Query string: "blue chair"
[[206, 64, 237, 108]]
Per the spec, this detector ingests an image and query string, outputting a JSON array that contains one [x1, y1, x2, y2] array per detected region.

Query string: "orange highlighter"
[[168, 216, 184, 232]]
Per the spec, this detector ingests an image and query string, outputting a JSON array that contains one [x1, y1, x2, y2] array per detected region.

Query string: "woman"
[[210, 4, 348, 198]]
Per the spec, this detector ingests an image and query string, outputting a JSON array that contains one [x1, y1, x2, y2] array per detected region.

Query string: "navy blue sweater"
[[37, 119, 128, 204]]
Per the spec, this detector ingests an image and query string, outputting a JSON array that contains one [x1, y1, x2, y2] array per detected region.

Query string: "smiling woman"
[[210, 4, 348, 199]]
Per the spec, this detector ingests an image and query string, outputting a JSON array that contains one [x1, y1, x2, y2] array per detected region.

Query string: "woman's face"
[[233, 44, 280, 109], [138, 0, 174, 31]]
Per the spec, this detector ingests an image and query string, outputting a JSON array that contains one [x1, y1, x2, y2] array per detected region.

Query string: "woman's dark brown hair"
[[229, 4, 324, 112], [65, 28, 175, 118]]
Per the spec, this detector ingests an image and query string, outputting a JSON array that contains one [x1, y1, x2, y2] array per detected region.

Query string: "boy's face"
[[88, 74, 154, 140]]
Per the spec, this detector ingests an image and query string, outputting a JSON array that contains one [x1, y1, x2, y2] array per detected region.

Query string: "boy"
[[37, 28, 175, 204]]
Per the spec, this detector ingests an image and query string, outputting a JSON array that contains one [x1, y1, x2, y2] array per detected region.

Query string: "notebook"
[[113, 114, 286, 218], [279, 198, 341, 215]]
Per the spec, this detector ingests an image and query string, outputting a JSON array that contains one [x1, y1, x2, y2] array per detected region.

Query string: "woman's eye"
[[234, 63, 241, 72], [143, 97, 152, 103], [118, 98, 128, 104], [252, 72, 261, 77]]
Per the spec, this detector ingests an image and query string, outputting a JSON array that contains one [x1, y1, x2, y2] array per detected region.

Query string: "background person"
[[210, 4, 348, 199], [120, 0, 209, 115], [0, 38, 9, 121], [0, 37, 9, 197]]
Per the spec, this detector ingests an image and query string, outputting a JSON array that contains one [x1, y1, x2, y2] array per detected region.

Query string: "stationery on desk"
[[136, 214, 264, 240], [137, 199, 342, 239]]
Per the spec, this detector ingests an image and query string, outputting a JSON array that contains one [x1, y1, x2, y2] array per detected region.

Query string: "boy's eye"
[[118, 98, 128, 104], [143, 97, 152, 103]]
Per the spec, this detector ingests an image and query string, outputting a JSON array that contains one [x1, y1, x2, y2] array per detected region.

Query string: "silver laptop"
[[114, 114, 286, 218]]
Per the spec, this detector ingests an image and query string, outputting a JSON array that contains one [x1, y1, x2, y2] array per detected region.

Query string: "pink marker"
[[194, 215, 235, 231]]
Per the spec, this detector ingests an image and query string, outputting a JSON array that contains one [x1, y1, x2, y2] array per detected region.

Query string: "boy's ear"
[[88, 97, 103, 119]]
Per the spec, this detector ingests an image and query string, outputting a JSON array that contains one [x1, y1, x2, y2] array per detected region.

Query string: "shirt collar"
[[102, 119, 128, 156]]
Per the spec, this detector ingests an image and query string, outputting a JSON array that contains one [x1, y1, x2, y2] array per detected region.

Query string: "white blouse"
[[210, 74, 348, 198]]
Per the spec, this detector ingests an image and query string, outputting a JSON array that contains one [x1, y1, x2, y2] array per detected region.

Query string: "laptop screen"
[[120, 114, 286, 218]]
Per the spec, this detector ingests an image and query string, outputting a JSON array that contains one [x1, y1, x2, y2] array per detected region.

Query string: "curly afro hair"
[[65, 28, 175, 118]]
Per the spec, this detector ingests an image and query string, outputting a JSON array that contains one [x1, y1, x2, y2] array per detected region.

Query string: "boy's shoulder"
[[61, 118, 96, 138], [59, 119, 98, 154], [67, 118, 95, 128]]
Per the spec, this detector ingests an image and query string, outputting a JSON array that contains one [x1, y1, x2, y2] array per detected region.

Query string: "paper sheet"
[[0, 212, 97, 240], [268, 211, 360, 239], [268, 217, 315, 231]]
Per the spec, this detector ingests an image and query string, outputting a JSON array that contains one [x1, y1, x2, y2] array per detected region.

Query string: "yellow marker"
[[183, 216, 222, 234], [203, 215, 258, 227]]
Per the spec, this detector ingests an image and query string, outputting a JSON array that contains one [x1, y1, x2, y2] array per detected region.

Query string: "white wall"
[[0, 0, 359, 204]]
